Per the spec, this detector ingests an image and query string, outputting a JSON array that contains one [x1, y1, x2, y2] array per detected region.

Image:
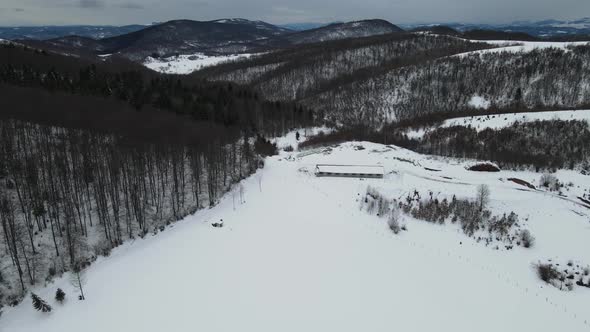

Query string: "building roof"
[[315, 164, 384, 175]]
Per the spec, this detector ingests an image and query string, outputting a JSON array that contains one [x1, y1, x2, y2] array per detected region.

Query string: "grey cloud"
[[0, 0, 589, 26], [78, 0, 105, 8], [117, 2, 144, 10]]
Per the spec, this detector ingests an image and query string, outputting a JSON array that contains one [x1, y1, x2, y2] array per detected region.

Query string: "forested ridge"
[[198, 34, 492, 103], [199, 32, 590, 128], [0, 43, 314, 308], [306, 45, 590, 125]]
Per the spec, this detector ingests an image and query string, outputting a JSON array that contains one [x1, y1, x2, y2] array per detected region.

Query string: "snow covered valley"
[[2, 141, 590, 331]]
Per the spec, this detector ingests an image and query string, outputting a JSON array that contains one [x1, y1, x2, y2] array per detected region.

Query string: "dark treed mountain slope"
[[197, 33, 492, 112], [0, 25, 147, 40], [200, 30, 590, 127], [14, 36, 110, 60], [96, 19, 292, 60], [305, 46, 590, 126], [211, 18, 292, 34], [461, 29, 538, 41], [279, 22, 338, 31], [0, 40, 149, 75], [275, 20, 403, 45], [410, 26, 539, 41], [0, 42, 313, 135]]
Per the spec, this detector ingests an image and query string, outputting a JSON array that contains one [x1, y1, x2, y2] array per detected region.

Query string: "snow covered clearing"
[[405, 109, 590, 138], [2, 140, 590, 331], [271, 126, 333, 150], [143, 53, 255, 74], [456, 40, 590, 57], [467, 95, 491, 109]]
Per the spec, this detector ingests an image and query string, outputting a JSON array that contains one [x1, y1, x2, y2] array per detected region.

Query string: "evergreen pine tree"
[[31, 293, 52, 312], [55, 288, 66, 303]]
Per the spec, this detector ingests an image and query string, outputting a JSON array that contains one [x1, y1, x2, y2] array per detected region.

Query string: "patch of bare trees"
[[0, 117, 265, 306]]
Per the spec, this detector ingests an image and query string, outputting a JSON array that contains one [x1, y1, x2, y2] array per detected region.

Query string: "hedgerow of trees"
[[299, 119, 590, 172]]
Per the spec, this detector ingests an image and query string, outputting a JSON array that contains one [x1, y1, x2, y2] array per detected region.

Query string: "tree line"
[[0, 43, 314, 308], [299, 119, 590, 172], [0, 43, 314, 136]]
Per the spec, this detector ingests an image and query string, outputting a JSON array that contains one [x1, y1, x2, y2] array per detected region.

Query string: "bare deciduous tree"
[[70, 265, 86, 301], [476, 184, 490, 212]]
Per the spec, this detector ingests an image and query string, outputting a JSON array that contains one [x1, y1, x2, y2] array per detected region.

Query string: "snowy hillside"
[[2, 138, 589, 331], [305, 40, 590, 124], [405, 109, 590, 138], [457, 40, 590, 57], [144, 53, 255, 74]]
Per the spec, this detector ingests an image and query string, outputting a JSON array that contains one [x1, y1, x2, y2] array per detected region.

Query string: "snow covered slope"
[[456, 40, 590, 57], [2, 141, 589, 331], [144, 53, 255, 74], [406, 109, 590, 138]]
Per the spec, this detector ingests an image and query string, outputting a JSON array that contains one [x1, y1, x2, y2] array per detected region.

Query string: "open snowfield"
[[405, 109, 590, 138], [457, 39, 590, 57], [143, 53, 254, 74], [2, 139, 590, 331]]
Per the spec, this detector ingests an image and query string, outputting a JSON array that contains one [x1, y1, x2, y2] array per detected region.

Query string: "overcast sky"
[[1, 0, 589, 26]]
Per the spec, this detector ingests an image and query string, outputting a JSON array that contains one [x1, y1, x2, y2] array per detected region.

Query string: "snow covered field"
[[405, 109, 590, 138], [2, 140, 590, 331], [458, 39, 590, 57], [143, 53, 254, 74]]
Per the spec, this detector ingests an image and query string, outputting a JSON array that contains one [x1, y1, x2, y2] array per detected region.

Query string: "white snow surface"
[[458, 40, 590, 57], [467, 95, 491, 109], [143, 53, 254, 74], [405, 109, 590, 138], [2, 139, 590, 331]]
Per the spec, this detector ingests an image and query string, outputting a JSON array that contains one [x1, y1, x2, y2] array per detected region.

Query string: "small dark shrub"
[[468, 163, 500, 172], [540, 173, 560, 191], [283, 145, 294, 152], [31, 293, 52, 313], [55, 288, 65, 303], [254, 135, 278, 157], [537, 264, 560, 284], [508, 178, 536, 189]]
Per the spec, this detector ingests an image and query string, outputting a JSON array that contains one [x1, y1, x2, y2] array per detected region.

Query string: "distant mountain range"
[[2, 17, 590, 43], [0, 25, 147, 40], [279, 22, 339, 31], [14, 19, 403, 61], [6, 17, 590, 64], [401, 17, 590, 37]]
